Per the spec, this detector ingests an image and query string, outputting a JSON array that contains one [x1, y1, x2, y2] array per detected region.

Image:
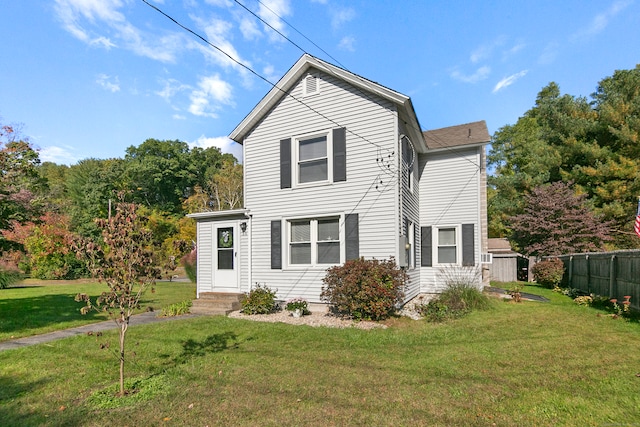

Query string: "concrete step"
[[192, 292, 244, 316]]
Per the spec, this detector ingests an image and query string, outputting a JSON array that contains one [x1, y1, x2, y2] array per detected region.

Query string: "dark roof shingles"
[[422, 120, 490, 150]]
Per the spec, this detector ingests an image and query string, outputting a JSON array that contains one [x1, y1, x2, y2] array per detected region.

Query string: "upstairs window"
[[280, 128, 346, 189], [298, 135, 328, 184]]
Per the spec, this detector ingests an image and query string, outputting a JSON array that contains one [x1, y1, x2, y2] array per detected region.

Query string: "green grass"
[[2, 284, 640, 425], [0, 280, 195, 341]]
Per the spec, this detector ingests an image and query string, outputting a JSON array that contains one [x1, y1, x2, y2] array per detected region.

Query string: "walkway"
[[0, 312, 202, 352]]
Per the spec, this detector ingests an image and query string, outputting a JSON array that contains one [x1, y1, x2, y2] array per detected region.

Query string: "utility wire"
[[247, 0, 482, 169]]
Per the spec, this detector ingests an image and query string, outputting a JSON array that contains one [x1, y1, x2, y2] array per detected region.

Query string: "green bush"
[[418, 267, 489, 322], [241, 284, 279, 315], [532, 258, 565, 288], [321, 257, 406, 321], [418, 282, 490, 322], [181, 249, 197, 283], [0, 267, 22, 289], [161, 300, 192, 316]]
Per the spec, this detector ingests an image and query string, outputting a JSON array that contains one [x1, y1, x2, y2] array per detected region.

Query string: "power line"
[[239, 0, 482, 170]]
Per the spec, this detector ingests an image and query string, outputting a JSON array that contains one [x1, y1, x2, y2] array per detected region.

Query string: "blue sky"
[[1, 0, 638, 165]]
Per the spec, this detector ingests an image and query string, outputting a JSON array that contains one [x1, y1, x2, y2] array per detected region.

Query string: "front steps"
[[191, 292, 244, 315]]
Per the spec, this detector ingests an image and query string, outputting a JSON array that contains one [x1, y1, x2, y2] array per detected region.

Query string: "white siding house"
[[189, 54, 490, 305]]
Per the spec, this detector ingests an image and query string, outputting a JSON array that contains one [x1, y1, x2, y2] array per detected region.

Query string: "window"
[[280, 128, 346, 189], [289, 217, 341, 266], [402, 136, 415, 191], [298, 135, 328, 184], [437, 227, 457, 264]]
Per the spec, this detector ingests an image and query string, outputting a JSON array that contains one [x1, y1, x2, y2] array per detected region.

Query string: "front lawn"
[[1, 284, 640, 425], [0, 280, 195, 341]]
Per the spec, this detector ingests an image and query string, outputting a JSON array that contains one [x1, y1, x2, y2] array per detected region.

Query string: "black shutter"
[[280, 138, 291, 189], [271, 220, 282, 269], [462, 224, 475, 266], [333, 127, 346, 182], [345, 213, 359, 260], [421, 226, 432, 267]]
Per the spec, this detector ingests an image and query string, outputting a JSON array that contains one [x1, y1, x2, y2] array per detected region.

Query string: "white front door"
[[213, 221, 240, 292]]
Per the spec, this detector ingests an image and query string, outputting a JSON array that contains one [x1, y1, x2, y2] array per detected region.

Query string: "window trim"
[[293, 130, 333, 187], [434, 225, 461, 266], [286, 214, 344, 268]]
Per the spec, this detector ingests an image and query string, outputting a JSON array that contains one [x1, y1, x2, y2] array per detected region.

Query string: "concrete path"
[[0, 312, 202, 352]]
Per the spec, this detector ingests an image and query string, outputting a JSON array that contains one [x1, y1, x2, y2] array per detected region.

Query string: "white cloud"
[[331, 7, 356, 29], [156, 78, 191, 102], [239, 16, 261, 40], [40, 145, 81, 165], [190, 15, 251, 72], [450, 66, 491, 83], [96, 74, 120, 92], [173, 114, 187, 120], [470, 36, 506, 63], [493, 70, 528, 93], [54, 0, 182, 63], [190, 135, 243, 162], [571, 0, 632, 41], [188, 75, 233, 118], [257, 0, 292, 41], [338, 36, 356, 52], [538, 41, 560, 65]]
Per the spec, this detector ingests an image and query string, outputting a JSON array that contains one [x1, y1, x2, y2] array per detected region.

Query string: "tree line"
[[489, 64, 640, 256], [0, 125, 242, 281]]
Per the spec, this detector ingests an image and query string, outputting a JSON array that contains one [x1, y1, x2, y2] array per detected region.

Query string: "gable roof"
[[422, 120, 490, 151], [229, 54, 426, 151]]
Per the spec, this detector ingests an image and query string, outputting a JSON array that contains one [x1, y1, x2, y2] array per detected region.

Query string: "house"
[[188, 54, 490, 310]]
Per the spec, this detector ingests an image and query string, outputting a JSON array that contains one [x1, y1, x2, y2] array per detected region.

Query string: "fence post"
[[609, 255, 616, 298], [586, 254, 590, 293], [568, 255, 573, 288]]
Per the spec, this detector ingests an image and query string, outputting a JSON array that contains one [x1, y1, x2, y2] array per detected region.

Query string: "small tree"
[[509, 181, 611, 256], [75, 200, 160, 396]]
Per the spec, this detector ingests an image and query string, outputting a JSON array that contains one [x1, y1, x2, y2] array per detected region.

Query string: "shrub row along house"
[[188, 54, 490, 308]]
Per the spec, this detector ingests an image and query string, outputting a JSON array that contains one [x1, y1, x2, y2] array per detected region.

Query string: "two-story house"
[[188, 54, 490, 310]]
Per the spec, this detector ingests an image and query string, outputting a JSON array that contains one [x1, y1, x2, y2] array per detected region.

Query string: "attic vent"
[[303, 74, 319, 96]]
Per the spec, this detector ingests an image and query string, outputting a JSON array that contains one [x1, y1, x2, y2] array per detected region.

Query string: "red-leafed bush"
[[532, 258, 565, 288], [181, 248, 197, 283], [321, 257, 406, 321]]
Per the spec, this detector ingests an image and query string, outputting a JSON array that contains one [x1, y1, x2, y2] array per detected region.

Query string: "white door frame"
[[211, 220, 241, 293]]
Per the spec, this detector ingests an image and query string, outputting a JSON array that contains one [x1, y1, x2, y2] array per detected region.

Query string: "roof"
[[229, 54, 426, 151], [422, 120, 490, 151], [488, 238, 517, 254]]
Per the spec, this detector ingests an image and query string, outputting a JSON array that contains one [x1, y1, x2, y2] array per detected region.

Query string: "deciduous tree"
[[75, 200, 160, 396], [509, 181, 611, 256]]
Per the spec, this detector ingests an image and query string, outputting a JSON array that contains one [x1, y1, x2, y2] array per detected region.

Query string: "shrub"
[[241, 283, 279, 315], [0, 267, 22, 289], [418, 267, 490, 322], [321, 257, 406, 321], [181, 249, 197, 283], [161, 300, 192, 316], [532, 258, 565, 288]]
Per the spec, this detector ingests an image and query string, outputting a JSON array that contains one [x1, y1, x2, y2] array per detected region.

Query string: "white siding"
[[418, 147, 482, 293], [243, 68, 400, 302], [196, 222, 213, 295], [399, 121, 421, 301]]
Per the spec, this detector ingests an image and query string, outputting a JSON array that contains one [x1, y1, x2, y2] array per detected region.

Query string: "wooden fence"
[[555, 250, 640, 311]]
